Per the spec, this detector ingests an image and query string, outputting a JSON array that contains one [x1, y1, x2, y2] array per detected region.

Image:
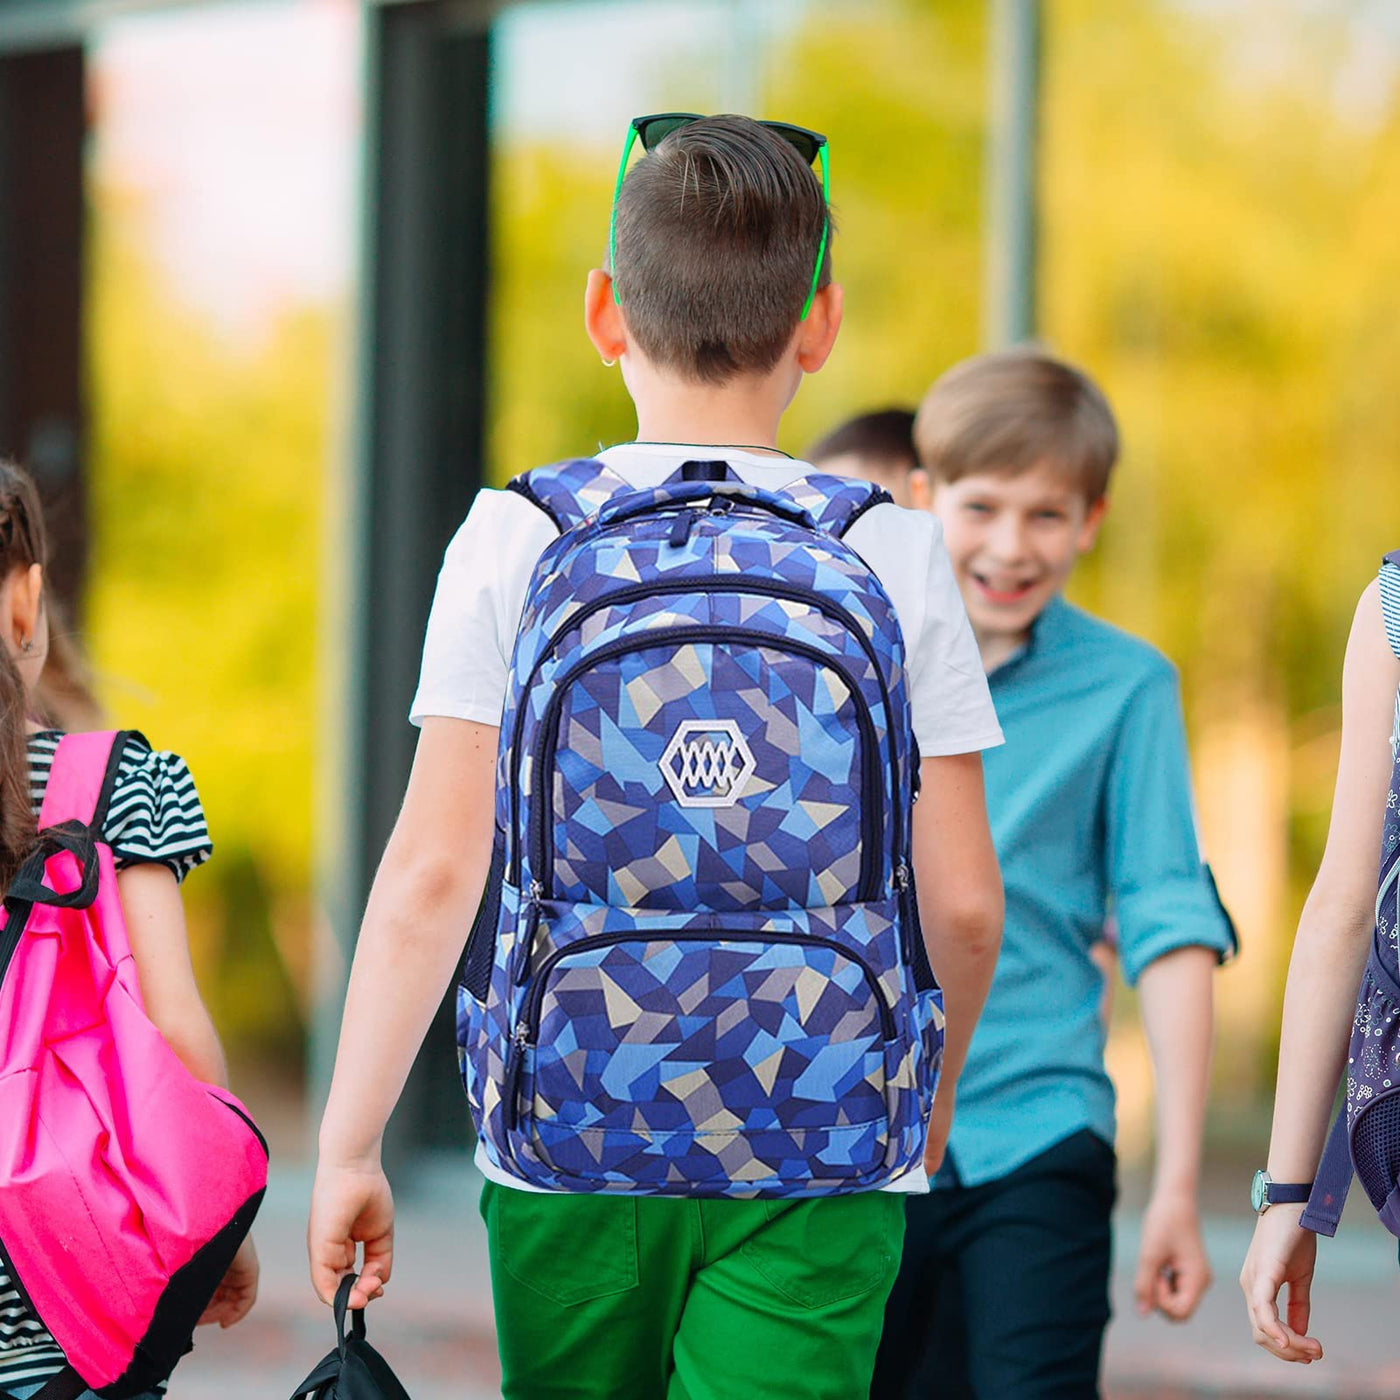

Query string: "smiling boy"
[[873, 348, 1236, 1399]]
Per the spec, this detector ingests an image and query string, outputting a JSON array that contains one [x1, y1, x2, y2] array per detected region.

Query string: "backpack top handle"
[[594, 476, 821, 534]]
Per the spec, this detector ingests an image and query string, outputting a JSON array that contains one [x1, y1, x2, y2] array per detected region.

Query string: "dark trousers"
[[871, 1129, 1116, 1400]]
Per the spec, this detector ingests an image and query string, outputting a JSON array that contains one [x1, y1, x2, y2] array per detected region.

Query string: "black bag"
[[289, 1274, 412, 1400]]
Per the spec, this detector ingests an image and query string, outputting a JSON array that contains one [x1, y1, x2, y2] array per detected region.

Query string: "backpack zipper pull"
[[504, 1023, 529, 1133], [895, 862, 910, 893], [669, 509, 696, 547], [514, 881, 545, 985]]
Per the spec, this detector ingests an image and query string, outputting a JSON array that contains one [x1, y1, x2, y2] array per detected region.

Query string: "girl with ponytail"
[[0, 461, 259, 1398]]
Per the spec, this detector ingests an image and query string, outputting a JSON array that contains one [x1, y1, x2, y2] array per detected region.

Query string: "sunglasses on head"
[[608, 112, 831, 320]]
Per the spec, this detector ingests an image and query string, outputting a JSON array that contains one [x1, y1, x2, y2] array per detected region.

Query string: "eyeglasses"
[[608, 112, 831, 320]]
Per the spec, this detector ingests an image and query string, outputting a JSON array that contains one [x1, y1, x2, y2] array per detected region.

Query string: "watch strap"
[[1266, 1181, 1313, 1205]]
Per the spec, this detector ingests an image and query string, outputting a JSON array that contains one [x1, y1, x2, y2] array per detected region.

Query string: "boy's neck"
[[975, 625, 1032, 674], [631, 376, 789, 454]]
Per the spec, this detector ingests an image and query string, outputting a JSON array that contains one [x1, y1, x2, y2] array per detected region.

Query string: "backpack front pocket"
[[501, 900, 907, 1195], [531, 631, 887, 911]]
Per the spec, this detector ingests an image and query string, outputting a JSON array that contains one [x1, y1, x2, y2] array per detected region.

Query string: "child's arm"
[[118, 862, 258, 1328], [912, 752, 1004, 1172], [309, 717, 498, 1310], [119, 864, 228, 1088], [1105, 654, 1236, 1323], [1135, 944, 1216, 1319], [1241, 581, 1397, 1363]]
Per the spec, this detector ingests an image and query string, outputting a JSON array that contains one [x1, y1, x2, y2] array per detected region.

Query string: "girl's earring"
[[601, 356, 617, 369], [17, 637, 31, 655]]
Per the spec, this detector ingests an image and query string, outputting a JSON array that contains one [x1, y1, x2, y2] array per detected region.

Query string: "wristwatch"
[[1251, 1169, 1312, 1214]]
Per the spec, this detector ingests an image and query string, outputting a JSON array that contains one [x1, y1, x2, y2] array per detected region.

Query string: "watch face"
[[1251, 1170, 1268, 1213]]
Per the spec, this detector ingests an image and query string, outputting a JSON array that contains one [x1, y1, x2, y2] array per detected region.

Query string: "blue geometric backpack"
[[456, 458, 943, 1195], [1303, 550, 1400, 1238]]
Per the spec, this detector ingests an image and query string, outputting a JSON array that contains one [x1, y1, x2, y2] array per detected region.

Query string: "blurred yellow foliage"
[[488, 0, 1400, 1140], [84, 184, 338, 1069], [80, 0, 1400, 1127]]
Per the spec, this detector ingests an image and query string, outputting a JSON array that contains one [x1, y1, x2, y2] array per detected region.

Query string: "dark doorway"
[[0, 45, 88, 608]]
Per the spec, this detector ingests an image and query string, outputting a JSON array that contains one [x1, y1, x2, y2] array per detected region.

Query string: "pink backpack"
[[0, 732, 268, 1398]]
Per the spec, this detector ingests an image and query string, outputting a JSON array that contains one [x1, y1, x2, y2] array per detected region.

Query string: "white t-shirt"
[[411, 443, 1005, 1193]]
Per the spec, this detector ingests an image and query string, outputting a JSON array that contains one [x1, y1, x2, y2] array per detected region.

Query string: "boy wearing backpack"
[[872, 348, 1236, 1399], [308, 114, 1005, 1398]]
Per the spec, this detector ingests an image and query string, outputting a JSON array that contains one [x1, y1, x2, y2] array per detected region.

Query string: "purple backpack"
[[1304, 551, 1400, 1237]]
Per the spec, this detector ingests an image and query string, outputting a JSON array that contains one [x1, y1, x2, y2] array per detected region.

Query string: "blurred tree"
[[486, 0, 1400, 1134], [85, 184, 334, 1072], [1039, 0, 1400, 1116], [486, 0, 988, 476], [79, 0, 1400, 1132]]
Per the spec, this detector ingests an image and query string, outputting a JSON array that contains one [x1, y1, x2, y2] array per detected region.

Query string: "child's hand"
[[198, 1235, 259, 1328], [1240, 1205, 1323, 1363], [923, 1081, 957, 1175], [308, 1159, 395, 1310], [1134, 1189, 1212, 1321]]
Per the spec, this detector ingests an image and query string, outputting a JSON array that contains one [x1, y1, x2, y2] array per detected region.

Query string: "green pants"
[[481, 1181, 905, 1400]]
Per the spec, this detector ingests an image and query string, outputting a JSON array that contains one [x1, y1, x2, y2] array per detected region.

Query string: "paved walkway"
[[171, 1163, 1400, 1398]]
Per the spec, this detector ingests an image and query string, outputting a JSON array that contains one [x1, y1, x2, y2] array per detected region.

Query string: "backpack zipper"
[[503, 923, 895, 1133], [513, 881, 545, 985]]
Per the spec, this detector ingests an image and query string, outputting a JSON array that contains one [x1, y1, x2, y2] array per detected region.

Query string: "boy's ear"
[[1078, 496, 1109, 551], [584, 268, 628, 363], [795, 282, 843, 374], [908, 467, 932, 513]]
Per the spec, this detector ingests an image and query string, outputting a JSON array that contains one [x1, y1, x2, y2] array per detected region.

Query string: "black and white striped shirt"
[[0, 731, 211, 1390]]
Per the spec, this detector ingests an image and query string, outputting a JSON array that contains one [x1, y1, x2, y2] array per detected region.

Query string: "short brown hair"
[[807, 408, 916, 471], [914, 348, 1119, 501], [610, 115, 832, 385]]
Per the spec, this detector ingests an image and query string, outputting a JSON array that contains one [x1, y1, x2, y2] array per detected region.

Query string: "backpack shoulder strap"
[[1380, 551, 1400, 661], [2, 1364, 89, 1400], [1301, 1101, 1352, 1237], [780, 473, 892, 538], [5, 733, 130, 914], [39, 730, 130, 833], [505, 458, 633, 533]]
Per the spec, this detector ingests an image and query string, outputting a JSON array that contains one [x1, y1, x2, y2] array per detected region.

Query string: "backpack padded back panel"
[[0, 732, 267, 1395], [458, 461, 943, 1196]]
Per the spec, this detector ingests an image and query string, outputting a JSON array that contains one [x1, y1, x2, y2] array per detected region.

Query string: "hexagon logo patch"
[[660, 719, 756, 808]]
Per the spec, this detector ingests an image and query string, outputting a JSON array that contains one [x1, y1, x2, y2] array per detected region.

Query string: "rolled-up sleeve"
[[1107, 662, 1235, 985]]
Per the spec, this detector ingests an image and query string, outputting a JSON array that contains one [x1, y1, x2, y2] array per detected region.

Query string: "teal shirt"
[[942, 597, 1234, 1188]]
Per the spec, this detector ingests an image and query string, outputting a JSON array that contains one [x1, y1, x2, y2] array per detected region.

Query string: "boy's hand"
[[1134, 1189, 1212, 1321], [198, 1235, 259, 1328], [308, 1159, 395, 1310], [923, 1082, 956, 1175], [1240, 1205, 1323, 1363]]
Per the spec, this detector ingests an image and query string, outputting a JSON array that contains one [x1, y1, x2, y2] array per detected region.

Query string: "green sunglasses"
[[608, 112, 831, 320]]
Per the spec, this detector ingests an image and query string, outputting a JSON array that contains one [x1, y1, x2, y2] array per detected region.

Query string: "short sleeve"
[[104, 734, 212, 883], [1106, 663, 1234, 985], [902, 520, 1004, 757], [410, 488, 559, 728], [1379, 555, 1400, 659]]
